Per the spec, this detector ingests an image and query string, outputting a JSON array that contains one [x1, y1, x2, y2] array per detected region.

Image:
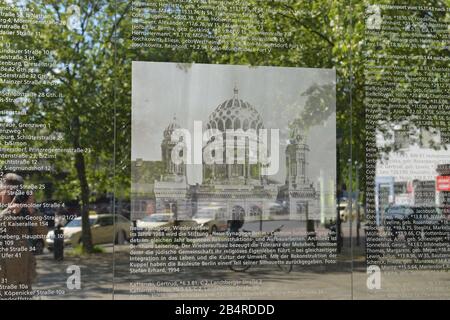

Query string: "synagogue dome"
[[206, 88, 264, 132]]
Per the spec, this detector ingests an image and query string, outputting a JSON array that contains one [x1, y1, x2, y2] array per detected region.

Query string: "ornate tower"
[[285, 124, 319, 221], [154, 116, 190, 218], [286, 126, 309, 188], [161, 116, 185, 177]]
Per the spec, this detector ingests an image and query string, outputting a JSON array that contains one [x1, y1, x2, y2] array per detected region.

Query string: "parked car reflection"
[[192, 207, 228, 234], [46, 214, 130, 250]]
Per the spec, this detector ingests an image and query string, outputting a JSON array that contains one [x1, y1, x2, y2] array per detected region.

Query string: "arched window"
[[234, 118, 241, 130], [243, 119, 249, 131], [225, 119, 232, 130]]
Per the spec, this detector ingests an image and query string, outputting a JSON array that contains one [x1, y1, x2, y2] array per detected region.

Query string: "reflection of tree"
[[290, 83, 336, 134], [116, 0, 356, 189], [132, 161, 164, 198], [2, 0, 447, 253], [361, 1, 449, 198], [123, 0, 450, 205], [0, 0, 126, 253]]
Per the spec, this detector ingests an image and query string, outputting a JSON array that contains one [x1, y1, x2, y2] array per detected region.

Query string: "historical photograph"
[[126, 62, 339, 299], [132, 62, 336, 228]]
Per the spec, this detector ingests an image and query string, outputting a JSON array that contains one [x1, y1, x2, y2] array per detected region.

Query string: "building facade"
[[146, 88, 320, 222]]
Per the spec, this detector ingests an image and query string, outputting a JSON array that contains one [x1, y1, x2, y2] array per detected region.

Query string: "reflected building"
[[196, 87, 278, 221], [141, 88, 320, 222]]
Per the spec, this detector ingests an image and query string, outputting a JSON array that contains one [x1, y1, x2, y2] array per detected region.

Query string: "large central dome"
[[206, 88, 264, 132]]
